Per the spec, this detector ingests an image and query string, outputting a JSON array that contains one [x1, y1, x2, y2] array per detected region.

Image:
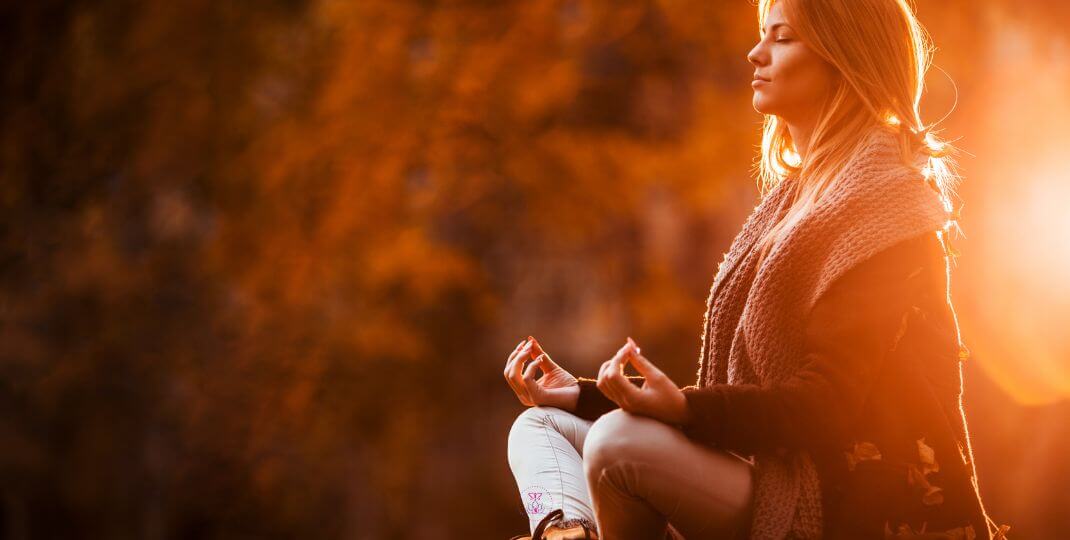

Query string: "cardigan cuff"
[[680, 383, 775, 455], [680, 385, 728, 447], [573, 375, 644, 422]]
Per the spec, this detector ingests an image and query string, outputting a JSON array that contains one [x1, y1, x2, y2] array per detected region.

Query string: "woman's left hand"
[[597, 337, 690, 426]]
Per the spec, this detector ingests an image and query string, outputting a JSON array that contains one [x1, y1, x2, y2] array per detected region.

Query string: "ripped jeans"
[[507, 406, 755, 539]]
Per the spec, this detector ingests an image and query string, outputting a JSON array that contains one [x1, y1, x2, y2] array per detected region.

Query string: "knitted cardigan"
[[685, 124, 952, 539], [572, 231, 998, 538]]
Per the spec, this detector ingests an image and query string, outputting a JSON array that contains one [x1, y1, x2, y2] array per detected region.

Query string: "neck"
[[786, 117, 816, 163]]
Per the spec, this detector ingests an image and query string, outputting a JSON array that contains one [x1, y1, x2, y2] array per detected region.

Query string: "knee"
[[509, 405, 563, 438], [507, 406, 563, 467], [582, 408, 646, 473]]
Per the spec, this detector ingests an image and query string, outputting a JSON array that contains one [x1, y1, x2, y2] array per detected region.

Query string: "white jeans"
[[507, 406, 755, 539]]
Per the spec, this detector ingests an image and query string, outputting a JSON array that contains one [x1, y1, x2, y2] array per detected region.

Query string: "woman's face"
[[747, 2, 839, 122]]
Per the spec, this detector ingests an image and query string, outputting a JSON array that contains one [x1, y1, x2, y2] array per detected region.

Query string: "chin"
[[752, 92, 782, 116], [752, 96, 772, 115]]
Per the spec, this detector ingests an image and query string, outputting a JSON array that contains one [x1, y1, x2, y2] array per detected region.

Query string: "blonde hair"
[[752, 0, 961, 265]]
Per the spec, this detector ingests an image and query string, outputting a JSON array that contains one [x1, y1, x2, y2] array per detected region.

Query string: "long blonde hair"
[[752, 0, 961, 265]]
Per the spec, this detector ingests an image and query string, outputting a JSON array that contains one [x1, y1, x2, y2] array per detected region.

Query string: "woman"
[[504, 0, 1008, 538]]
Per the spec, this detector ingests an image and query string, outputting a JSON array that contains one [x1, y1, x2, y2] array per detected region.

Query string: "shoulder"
[[819, 126, 946, 232], [818, 231, 945, 307], [860, 231, 944, 276], [803, 232, 948, 350]]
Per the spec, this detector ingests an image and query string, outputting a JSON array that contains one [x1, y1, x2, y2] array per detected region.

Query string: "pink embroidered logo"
[[522, 485, 554, 516]]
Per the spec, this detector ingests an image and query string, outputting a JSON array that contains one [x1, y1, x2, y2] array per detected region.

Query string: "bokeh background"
[[2, 0, 1068, 538]]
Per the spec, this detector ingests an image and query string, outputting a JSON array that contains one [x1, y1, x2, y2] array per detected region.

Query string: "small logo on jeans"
[[521, 485, 554, 516]]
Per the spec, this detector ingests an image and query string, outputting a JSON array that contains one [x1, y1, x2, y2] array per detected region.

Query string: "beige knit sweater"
[[693, 125, 952, 539]]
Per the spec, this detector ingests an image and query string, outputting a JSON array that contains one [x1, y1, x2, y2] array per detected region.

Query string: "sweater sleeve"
[[573, 375, 645, 422], [678, 232, 940, 455]]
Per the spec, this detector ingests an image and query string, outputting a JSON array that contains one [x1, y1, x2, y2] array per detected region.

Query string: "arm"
[[573, 375, 645, 421], [678, 233, 939, 455]]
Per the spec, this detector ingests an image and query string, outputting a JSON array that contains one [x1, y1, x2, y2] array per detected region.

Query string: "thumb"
[[522, 356, 546, 400], [628, 352, 660, 379], [523, 354, 545, 382], [529, 338, 552, 363], [532, 348, 561, 371]]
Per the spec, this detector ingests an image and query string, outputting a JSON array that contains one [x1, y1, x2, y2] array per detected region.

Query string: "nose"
[[747, 41, 768, 67]]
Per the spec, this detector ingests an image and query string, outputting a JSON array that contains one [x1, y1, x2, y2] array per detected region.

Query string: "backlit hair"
[[752, 0, 962, 264]]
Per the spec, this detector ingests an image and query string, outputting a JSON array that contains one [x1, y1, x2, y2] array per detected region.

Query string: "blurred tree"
[[0, 0, 1063, 538]]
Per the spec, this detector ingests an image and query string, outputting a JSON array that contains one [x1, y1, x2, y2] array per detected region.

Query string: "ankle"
[[552, 517, 596, 530], [544, 517, 599, 539]]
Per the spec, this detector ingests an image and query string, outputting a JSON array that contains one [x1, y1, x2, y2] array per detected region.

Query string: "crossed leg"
[[508, 406, 599, 534], [582, 408, 755, 539]]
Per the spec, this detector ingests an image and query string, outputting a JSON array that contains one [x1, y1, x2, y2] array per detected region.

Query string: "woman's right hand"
[[503, 336, 580, 411]]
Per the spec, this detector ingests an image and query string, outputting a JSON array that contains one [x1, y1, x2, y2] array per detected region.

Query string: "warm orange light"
[[965, 164, 1070, 406], [957, 10, 1070, 407]]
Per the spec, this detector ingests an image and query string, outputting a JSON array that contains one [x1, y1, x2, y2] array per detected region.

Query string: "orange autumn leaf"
[[907, 463, 928, 488], [845, 441, 882, 471], [922, 484, 945, 506], [993, 523, 1012, 539], [947, 524, 979, 540], [884, 521, 978, 539], [917, 437, 940, 475], [903, 438, 945, 506], [906, 463, 945, 506]]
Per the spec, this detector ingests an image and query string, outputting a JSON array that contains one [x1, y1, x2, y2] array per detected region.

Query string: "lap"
[[582, 409, 755, 538], [584, 408, 752, 472]]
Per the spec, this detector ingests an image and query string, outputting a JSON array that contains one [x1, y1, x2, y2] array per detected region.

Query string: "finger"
[[598, 359, 611, 380], [607, 380, 639, 410], [503, 339, 529, 400], [510, 339, 535, 401], [615, 363, 642, 405], [503, 338, 528, 386], [597, 359, 619, 404], [609, 344, 630, 377], [605, 341, 632, 379], [529, 337, 547, 361], [597, 359, 615, 395], [530, 340, 561, 370], [522, 355, 544, 402], [628, 352, 662, 380], [523, 354, 543, 381], [604, 347, 632, 402], [602, 342, 631, 378], [606, 348, 641, 406], [615, 385, 635, 410], [504, 339, 527, 374], [512, 339, 534, 376]]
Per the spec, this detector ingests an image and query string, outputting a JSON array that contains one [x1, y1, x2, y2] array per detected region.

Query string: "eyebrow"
[[761, 22, 792, 34]]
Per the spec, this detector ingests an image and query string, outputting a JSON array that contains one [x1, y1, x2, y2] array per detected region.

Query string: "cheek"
[[772, 50, 835, 105]]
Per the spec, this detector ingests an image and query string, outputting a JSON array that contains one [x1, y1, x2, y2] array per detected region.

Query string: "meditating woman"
[[503, 0, 1004, 538]]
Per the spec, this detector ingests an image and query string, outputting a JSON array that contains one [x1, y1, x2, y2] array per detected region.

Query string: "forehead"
[[761, 1, 791, 32]]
